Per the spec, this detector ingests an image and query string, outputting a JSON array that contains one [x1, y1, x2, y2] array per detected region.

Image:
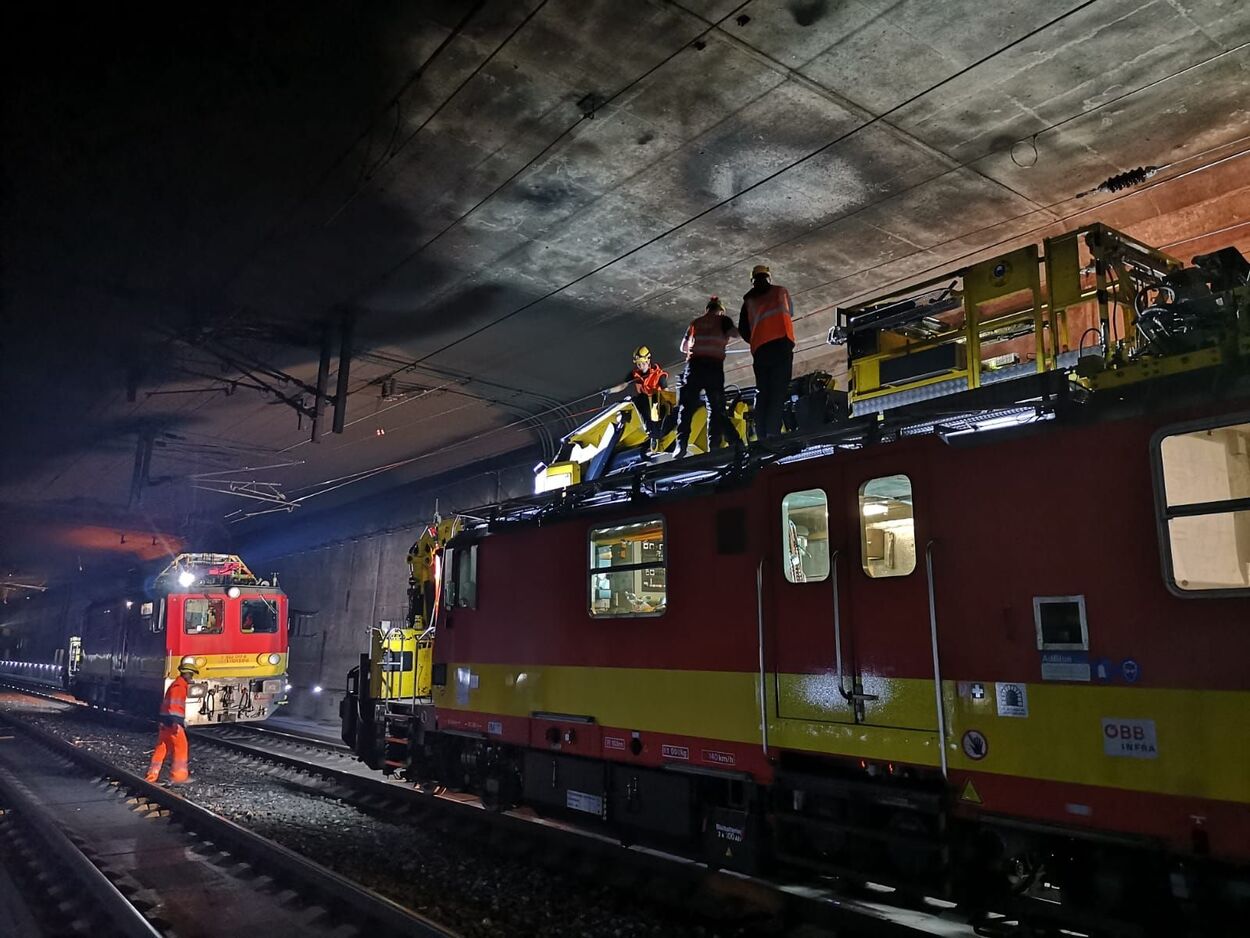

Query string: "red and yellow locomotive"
[[343, 225, 1250, 930], [2, 553, 289, 724]]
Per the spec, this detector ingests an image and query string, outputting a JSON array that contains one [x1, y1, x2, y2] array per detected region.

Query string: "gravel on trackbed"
[[1, 699, 796, 938]]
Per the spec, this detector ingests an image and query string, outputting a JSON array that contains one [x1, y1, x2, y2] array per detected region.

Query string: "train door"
[[841, 455, 941, 737], [768, 466, 855, 726], [110, 604, 129, 679]]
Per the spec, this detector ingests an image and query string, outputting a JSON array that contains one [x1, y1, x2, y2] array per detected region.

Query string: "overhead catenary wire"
[[322, 0, 549, 227], [281, 130, 1250, 509], [383, 0, 1106, 372]]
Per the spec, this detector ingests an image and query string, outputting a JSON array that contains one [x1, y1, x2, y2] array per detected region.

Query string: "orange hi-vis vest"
[[160, 674, 189, 724], [686, 311, 731, 363], [744, 284, 795, 353], [631, 364, 667, 396]]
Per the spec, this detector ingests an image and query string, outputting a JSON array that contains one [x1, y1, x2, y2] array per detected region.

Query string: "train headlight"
[[267, 653, 282, 665], [227, 586, 241, 599]]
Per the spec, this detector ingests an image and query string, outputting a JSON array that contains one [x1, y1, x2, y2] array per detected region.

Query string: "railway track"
[[0, 683, 989, 936], [0, 707, 457, 938]]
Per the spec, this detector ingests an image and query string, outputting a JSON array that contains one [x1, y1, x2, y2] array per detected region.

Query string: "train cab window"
[[781, 490, 830, 583], [184, 598, 224, 635], [1154, 417, 1250, 595], [859, 474, 916, 578], [240, 599, 279, 633], [442, 545, 478, 610], [588, 517, 666, 617]]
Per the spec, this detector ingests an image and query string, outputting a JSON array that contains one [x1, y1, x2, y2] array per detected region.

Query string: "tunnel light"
[[227, 586, 241, 599], [125, 600, 134, 609], [312, 684, 323, 694], [284, 683, 292, 692], [177, 570, 197, 588]]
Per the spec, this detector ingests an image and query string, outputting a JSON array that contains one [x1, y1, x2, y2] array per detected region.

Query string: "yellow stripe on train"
[[432, 662, 1250, 806], [165, 653, 287, 679]]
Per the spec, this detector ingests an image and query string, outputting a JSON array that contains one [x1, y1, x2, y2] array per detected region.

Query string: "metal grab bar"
[[925, 539, 949, 779], [831, 549, 877, 711], [755, 559, 769, 757], [830, 550, 853, 703]]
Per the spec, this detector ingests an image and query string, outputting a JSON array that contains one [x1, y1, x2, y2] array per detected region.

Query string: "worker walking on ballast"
[[145, 656, 198, 785], [739, 264, 795, 442], [674, 296, 742, 458]]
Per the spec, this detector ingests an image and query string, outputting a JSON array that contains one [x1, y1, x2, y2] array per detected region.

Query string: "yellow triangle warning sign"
[[960, 779, 983, 805]]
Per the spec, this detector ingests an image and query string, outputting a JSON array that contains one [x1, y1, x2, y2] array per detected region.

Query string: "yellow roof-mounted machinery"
[[535, 389, 693, 494], [341, 516, 462, 768], [830, 223, 1249, 415]]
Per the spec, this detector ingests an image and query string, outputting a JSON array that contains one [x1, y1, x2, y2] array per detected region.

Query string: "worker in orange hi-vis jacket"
[[145, 656, 198, 784], [739, 264, 795, 442]]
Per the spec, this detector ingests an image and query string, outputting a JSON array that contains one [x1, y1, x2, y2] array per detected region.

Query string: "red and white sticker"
[[603, 736, 626, 751], [701, 749, 736, 766], [660, 744, 689, 760]]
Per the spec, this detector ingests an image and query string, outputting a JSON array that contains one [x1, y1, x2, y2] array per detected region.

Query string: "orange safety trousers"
[[146, 723, 190, 783]]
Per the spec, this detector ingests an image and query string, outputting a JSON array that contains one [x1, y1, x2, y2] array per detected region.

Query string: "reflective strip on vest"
[[745, 285, 795, 352], [687, 313, 729, 362], [160, 678, 187, 719]]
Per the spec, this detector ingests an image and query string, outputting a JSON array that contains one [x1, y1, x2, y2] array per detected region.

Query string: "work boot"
[[144, 773, 159, 783]]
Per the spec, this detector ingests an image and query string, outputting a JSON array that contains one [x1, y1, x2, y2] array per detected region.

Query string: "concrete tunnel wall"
[[245, 448, 541, 724]]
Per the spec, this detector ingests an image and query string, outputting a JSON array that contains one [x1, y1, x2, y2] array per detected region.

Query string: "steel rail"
[[2, 681, 951, 937], [0, 762, 163, 938], [3, 711, 458, 938]]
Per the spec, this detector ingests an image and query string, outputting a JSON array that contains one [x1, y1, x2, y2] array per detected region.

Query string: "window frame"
[[858, 473, 918, 579], [1033, 595, 1089, 650], [780, 488, 831, 584], [442, 543, 479, 610], [587, 514, 667, 619], [1151, 412, 1250, 599], [240, 597, 280, 634], [183, 597, 224, 635]]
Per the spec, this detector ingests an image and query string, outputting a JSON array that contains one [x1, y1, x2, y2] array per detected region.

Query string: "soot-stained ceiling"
[[2, 0, 1248, 588]]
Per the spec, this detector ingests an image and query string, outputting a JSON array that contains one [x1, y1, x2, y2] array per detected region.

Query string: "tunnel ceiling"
[[2, 0, 1248, 587]]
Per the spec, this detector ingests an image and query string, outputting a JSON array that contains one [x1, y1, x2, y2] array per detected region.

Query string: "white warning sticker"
[[1101, 718, 1158, 759], [995, 682, 1029, 718], [566, 789, 604, 815]]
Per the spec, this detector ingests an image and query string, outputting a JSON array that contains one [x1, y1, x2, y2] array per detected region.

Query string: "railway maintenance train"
[[340, 222, 1250, 934], [0, 553, 289, 725]]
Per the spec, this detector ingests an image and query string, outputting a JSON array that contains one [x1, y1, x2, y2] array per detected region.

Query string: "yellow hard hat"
[[633, 345, 651, 364], [177, 655, 199, 676], [751, 264, 770, 278]]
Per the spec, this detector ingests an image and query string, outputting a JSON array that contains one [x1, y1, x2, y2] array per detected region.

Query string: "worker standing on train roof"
[[674, 296, 743, 458], [738, 264, 795, 442], [606, 346, 669, 451], [145, 656, 198, 785]]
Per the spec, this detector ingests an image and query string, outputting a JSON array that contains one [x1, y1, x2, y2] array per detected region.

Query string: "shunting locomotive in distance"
[[342, 223, 1250, 933], [0, 552, 289, 725]]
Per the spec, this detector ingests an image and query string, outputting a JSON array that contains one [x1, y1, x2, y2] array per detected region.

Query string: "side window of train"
[[781, 489, 830, 583], [859, 474, 917, 578], [143, 600, 164, 633], [184, 598, 224, 635], [442, 545, 478, 610], [588, 517, 666, 617], [1153, 416, 1250, 596]]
